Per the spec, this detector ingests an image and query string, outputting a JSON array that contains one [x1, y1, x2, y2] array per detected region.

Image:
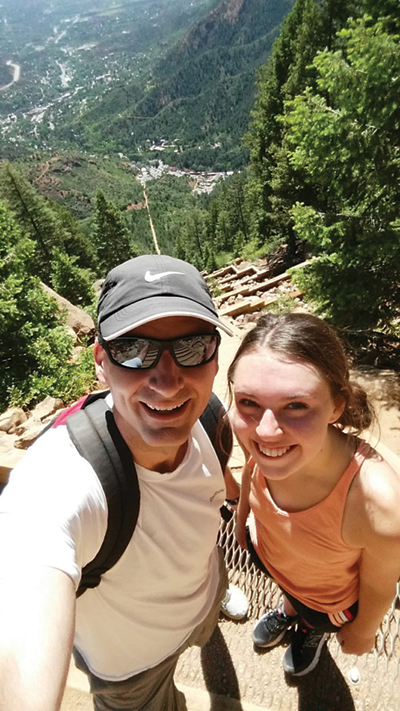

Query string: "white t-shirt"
[[0, 417, 226, 680]]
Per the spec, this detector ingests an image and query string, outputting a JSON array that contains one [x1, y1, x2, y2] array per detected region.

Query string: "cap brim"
[[100, 296, 233, 339]]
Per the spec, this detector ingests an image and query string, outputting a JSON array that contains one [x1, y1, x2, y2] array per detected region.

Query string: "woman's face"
[[230, 347, 345, 482]]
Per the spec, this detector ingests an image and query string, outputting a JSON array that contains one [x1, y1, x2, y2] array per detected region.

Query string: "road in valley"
[[0, 60, 20, 92]]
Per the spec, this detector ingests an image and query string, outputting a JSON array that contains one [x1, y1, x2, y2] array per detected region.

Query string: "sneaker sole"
[[282, 633, 329, 676]]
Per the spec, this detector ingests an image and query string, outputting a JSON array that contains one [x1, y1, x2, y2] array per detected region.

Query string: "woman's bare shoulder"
[[344, 440, 400, 545]]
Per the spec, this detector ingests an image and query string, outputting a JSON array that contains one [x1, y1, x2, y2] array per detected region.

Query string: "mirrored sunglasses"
[[99, 332, 221, 370]]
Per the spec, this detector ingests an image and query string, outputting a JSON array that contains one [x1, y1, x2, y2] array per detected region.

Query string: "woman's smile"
[[231, 348, 345, 482]]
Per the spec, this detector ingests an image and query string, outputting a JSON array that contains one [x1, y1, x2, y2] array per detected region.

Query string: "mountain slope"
[[71, 0, 294, 168]]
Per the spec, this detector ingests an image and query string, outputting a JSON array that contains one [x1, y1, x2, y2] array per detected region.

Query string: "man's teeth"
[[146, 403, 183, 412], [258, 445, 292, 458]]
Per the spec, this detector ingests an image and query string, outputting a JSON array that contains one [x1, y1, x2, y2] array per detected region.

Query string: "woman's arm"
[[235, 457, 254, 549], [339, 456, 400, 655], [224, 464, 241, 503], [338, 535, 400, 654]]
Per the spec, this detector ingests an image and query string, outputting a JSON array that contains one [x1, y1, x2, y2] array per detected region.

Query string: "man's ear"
[[93, 338, 109, 386]]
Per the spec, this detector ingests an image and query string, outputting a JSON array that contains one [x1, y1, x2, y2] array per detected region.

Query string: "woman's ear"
[[329, 392, 347, 424], [93, 338, 109, 386]]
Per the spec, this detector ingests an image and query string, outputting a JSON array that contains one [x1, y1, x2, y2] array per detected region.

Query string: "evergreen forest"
[[1, 0, 399, 411]]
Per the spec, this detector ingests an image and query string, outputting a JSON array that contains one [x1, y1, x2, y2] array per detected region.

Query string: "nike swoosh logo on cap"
[[144, 270, 185, 282]]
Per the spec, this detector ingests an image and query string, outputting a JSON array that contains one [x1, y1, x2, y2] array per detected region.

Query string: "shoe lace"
[[266, 610, 290, 631]]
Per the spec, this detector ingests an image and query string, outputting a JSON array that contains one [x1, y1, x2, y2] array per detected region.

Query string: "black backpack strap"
[[66, 398, 140, 597], [200, 392, 233, 473]]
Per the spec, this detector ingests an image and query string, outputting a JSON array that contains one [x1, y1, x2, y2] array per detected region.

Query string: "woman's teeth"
[[258, 445, 292, 458]]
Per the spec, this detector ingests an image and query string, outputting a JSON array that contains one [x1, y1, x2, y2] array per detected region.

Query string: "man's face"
[[94, 316, 219, 472]]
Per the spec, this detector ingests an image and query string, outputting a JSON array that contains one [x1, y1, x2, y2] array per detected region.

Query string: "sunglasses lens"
[[107, 338, 156, 368], [105, 334, 219, 369], [173, 335, 218, 367]]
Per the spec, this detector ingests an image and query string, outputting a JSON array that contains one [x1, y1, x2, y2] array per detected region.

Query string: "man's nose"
[[147, 350, 184, 395], [256, 409, 283, 438]]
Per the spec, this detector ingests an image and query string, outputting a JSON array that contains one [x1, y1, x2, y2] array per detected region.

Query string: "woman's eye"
[[238, 398, 259, 408], [287, 402, 307, 411]]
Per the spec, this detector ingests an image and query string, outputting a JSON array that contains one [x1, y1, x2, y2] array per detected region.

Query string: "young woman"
[[228, 312, 400, 677]]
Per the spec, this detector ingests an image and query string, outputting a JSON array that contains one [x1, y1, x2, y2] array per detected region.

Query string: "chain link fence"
[[219, 514, 400, 710], [176, 514, 399, 710]]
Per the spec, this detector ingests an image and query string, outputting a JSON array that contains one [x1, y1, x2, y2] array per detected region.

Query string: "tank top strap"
[[335, 439, 371, 499]]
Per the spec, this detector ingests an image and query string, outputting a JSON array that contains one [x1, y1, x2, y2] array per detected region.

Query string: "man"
[[0, 255, 246, 711]]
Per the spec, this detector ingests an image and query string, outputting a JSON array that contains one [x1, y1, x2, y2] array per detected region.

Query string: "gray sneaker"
[[252, 607, 298, 648], [283, 626, 329, 676]]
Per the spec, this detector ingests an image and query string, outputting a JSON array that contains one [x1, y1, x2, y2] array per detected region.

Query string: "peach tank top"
[[249, 442, 369, 613]]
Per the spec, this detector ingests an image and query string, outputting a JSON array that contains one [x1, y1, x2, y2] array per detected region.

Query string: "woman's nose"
[[256, 409, 283, 438]]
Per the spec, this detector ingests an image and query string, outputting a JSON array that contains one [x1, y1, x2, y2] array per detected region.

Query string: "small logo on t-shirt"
[[210, 488, 224, 502]]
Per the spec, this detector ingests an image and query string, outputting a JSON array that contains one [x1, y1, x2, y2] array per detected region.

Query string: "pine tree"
[[0, 201, 75, 409], [47, 199, 96, 270], [92, 190, 133, 274], [0, 162, 64, 279], [244, 0, 362, 260], [50, 249, 95, 307], [285, 15, 400, 329]]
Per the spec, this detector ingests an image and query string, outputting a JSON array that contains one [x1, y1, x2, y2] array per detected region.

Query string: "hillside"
[[69, 0, 295, 169], [0, 0, 294, 170], [0, 0, 217, 159], [19, 152, 144, 220]]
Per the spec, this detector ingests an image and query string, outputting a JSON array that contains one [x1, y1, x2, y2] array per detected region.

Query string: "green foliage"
[[0, 162, 101, 306], [244, 0, 359, 260], [8, 338, 97, 411], [46, 199, 96, 269], [264, 292, 304, 314], [285, 16, 400, 328], [0, 200, 95, 410], [50, 248, 95, 308], [0, 162, 63, 277], [92, 190, 136, 275]]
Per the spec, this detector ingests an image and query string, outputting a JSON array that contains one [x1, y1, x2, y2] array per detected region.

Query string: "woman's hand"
[[235, 516, 248, 549], [337, 620, 376, 656]]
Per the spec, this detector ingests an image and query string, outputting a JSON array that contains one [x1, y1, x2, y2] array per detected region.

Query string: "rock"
[[14, 421, 48, 449], [41, 283, 96, 341], [30, 396, 64, 422], [0, 449, 25, 483], [0, 407, 27, 434], [0, 430, 17, 453]]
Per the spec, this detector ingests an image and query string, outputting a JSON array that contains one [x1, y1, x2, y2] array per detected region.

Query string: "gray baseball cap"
[[97, 254, 233, 340]]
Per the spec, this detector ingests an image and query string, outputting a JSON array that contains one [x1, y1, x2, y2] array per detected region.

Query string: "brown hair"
[[227, 312, 373, 435]]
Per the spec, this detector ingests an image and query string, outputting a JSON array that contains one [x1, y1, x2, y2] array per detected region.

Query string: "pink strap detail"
[[52, 395, 88, 427]]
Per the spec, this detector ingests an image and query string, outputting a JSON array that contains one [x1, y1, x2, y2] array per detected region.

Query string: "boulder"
[[41, 283, 96, 341], [30, 396, 64, 422], [14, 421, 48, 450], [0, 407, 27, 434]]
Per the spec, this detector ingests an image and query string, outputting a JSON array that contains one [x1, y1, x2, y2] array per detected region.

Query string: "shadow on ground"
[[201, 626, 243, 707], [199, 625, 356, 711], [284, 644, 356, 711]]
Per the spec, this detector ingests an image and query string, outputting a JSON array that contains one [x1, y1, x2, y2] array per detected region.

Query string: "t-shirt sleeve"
[[0, 426, 108, 589]]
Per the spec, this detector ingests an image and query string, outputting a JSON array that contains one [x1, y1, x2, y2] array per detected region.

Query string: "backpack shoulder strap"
[[66, 398, 140, 597], [200, 391, 233, 473], [66, 391, 230, 596]]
